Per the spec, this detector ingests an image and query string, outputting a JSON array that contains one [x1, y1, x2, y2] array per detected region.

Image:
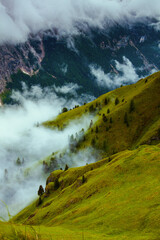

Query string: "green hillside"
[[44, 71, 160, 156], [1, 71, 160, 239], [9, 144, 160, 239]]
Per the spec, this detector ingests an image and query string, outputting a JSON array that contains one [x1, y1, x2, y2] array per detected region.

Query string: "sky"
[[0, 0, 160, 44]]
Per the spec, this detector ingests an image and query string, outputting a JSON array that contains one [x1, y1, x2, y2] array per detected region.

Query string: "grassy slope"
[[11, 144, 160, 239], [2, 72, 160, 239], [44, 71, 160, 156]]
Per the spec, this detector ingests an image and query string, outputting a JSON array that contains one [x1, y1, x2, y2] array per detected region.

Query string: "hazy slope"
[[1, 71, 160, 240]]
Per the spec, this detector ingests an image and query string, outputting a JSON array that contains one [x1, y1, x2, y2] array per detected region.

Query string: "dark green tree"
[[104, 98, 108, 105], [62, 107, 68, 113], [38, 185, 44, 197], [129, 99, 135, 113], [115, 97, 119, 105], [65, 164, 69, 171], [91, 138, 96, 146], [82, 175, 85, 184], [124, 112, 129, 127], [54, 178, 60, 190]]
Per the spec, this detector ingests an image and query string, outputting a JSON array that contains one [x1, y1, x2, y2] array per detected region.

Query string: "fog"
[[90, 56, 157, 89], [0, 83, 95, 220], [1, 0, 160, 44]]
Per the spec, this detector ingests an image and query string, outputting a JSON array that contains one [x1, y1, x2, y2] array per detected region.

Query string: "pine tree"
[[129, 99, 135, 113], [54, 178, 60, 190], [115, 97, 119, 105], [124, 112, 129, 127], [82, 175, 85, 184], [38, 185, 44, 197], [104, 98, 108, 105], [110, 117, 113, 124], [65, 164, 69, 171]]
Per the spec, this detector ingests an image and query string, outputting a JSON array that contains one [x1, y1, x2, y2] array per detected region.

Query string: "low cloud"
[[53, 83, 80, 97], [90, 57, 139, 89], [90, 56, 157, 90], [0, 83, 95, 219], [1, 0, 160, 45]]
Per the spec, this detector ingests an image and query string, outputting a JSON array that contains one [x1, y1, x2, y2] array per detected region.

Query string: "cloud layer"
[[0, 83, 94, 219], [1, 0, 160, 44], [90, 56, 157, 89]]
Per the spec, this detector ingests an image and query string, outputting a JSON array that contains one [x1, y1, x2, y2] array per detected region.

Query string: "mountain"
[[1, 23, 160, 103], [0, 71, 160, 239]]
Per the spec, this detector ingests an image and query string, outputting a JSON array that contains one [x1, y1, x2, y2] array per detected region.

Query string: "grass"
[[1, 71, 160, 239], [43, 71, 160, 156], [10, 144, 160, 239]]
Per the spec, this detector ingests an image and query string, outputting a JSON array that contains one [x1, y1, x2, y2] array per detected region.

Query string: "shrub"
[[96, 126, 99, 133], [82, 175, 85, 184], [54, 178, 60, 190], [104, 98, 108, 105], [16, 157, 21, 166], [129, 99, 135, 113], [91, 138, 96, 146], [38, 185, 44, 197], [107, 108, 110, 114], [106, 126, 110, 131], [62, 107, 68, 113], [110, 117, 113, 124], [89, 104, 95, 112], [103, 114, 108, 122], [115, 97, 119, 105], [124, 112, 129, 127], [65, 164, 69, 171]]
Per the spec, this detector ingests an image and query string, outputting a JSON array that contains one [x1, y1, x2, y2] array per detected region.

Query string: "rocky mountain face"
[[0, 23, 160, 97], [0, 36, 45, 92]]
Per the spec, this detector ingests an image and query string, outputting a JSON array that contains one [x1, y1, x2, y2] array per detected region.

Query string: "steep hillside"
[[10, 144, 160, 239], [44, 71, 160, 156], [1, 71, 160, 240]]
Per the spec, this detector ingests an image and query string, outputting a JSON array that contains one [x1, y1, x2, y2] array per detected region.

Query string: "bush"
[[91, 138, 96, 146], [54, 178, 60, 190], [82, 175, 85, 184], [110, 117, 113, 123], [129, 99, 135, 113], [103, 114, 108, 122], [62, 107, 68, 113], [38, 185, 44, 197], [96, 126, 99, 133], [115, 97, 119, 105], [107, 109, 110, 114], [89, 104, 95, 112], [124, 112, 129, 127], [104, 98, 108, 105], [65, 164, 69, 171]]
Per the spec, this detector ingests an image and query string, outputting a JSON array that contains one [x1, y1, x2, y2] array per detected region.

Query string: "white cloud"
[[53, 83, 80, 96], [0, 83, 94, 219], [1, 0, 160, 45], [90, 56, 139, 89]]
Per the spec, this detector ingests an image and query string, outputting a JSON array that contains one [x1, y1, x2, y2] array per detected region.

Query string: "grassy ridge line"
[[44, 71, 160, 155], [12, 144, 160, 239]]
